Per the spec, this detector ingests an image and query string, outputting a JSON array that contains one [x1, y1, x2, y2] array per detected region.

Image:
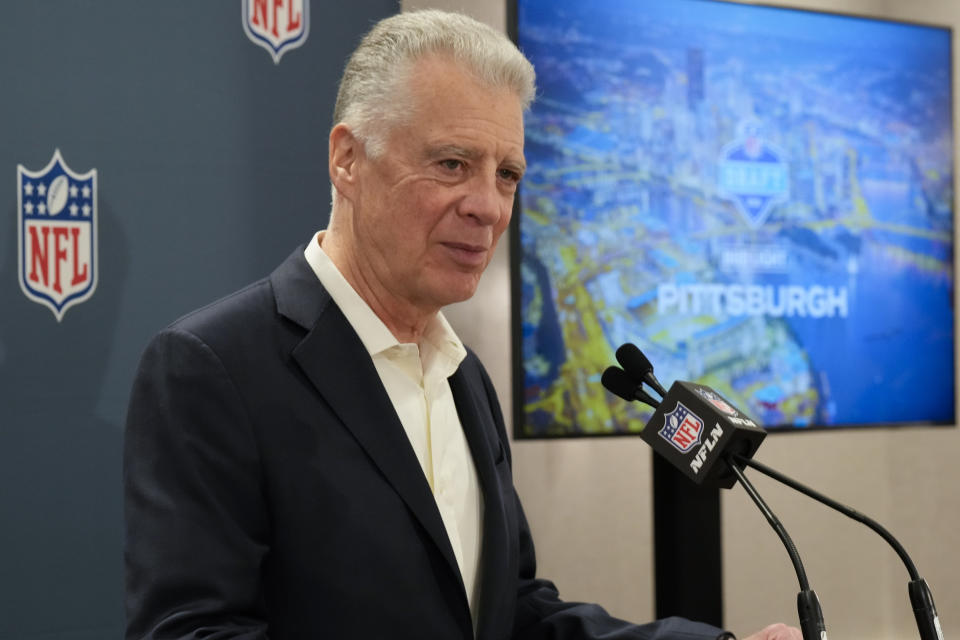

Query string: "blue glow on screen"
[[514, 0, 955, 436]]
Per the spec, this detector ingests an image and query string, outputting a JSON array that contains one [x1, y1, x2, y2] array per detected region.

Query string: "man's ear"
[[329, 123, 361, 201]]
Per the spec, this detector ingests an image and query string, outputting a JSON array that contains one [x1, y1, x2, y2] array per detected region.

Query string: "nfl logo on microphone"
[[242, 0, 309, 64], [17, 149, 98, 322], [695, 386, 738, 416], [659, 402, 704, 453]]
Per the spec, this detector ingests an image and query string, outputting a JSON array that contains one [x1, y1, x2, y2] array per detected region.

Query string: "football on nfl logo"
[[242, 0, 309, 64], [17, 149, 98, 322]]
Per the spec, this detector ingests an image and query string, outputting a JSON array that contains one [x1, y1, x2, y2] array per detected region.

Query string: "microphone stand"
[[732, 454, 944, 640], [724, 455, 828, 640]]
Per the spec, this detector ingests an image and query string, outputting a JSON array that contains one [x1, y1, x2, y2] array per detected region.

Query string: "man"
[[124, 10, 801, 640]]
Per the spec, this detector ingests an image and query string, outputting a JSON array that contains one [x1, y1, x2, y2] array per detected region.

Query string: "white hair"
[[332, 9, 536, 158]]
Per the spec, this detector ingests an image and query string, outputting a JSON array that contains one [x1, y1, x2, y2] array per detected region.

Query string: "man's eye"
[[440, 159, 464, 171], [498, 168, 522, 183]]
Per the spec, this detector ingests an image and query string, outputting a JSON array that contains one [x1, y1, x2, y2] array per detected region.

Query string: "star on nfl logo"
[[242, 0, 309, 64], [17, 149, 98, 322], [659, 402, 704, 453]]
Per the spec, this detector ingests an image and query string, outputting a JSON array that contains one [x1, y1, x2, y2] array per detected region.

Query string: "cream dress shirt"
[[304, 231, 484, 626]]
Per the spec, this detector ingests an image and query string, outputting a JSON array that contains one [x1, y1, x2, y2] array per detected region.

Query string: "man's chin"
[[432, 275, 483, 308]]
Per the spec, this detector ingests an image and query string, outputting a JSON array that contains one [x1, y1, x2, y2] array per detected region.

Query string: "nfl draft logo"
[[659, 402, 704, 453], [17, 149, 97, 322], [242, 0, 309, 64], [717, 121, 789, 228]]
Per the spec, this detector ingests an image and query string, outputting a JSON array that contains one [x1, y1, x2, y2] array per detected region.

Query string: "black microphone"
[[615, 343, 668, 398], [601, 366, 660, 408], [603, 345, 825, 640], [605, 343, 945, 640]]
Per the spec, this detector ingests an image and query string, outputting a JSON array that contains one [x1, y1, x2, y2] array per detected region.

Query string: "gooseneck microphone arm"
[[724, 456, 828, 640], [732, 454, 918, 577], [732, 454, 943, 640], [725, 459, 811, 591]]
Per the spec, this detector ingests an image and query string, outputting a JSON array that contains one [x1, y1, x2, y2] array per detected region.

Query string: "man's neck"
[[318, 230, 436, 345]]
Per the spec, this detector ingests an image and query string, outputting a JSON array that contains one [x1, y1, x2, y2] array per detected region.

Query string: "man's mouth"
[[443, 242, 489, 266]]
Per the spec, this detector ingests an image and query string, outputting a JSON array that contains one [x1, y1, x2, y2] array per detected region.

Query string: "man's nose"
[[459, 172, 506, 226]]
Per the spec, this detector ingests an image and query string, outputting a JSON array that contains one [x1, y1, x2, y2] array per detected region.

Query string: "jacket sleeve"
[[510, 492, 729, 640], [124, 328, 270, 640], [472, 362, 730, 640]]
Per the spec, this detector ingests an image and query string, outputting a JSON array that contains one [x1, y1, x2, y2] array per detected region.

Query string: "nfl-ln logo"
[[717, 121, 789, 228], [242, 0, 309, 64], [17, 149, 98, 322], [659, 402, 704, 453]]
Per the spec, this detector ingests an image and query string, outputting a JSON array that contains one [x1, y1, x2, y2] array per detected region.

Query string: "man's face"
[[348, 55, 525, 314]]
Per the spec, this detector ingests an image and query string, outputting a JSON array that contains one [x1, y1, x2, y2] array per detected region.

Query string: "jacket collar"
[[270, 247, 483, 635]]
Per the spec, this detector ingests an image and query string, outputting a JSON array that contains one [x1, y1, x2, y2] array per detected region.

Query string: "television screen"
[[512, 0, 955, 437]]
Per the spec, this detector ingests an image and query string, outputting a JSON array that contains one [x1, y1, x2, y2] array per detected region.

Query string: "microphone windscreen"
[[601, 366, 638, 401], [616, 343, 652, 381]]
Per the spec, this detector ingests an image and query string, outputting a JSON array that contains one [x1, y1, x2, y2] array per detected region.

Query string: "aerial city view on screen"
[[515, 0, 955, 436]]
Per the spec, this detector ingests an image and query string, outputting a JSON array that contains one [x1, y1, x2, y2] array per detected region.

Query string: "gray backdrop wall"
[[0, 2, 398, 638]]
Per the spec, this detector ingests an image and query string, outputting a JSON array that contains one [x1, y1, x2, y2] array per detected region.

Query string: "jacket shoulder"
[[162, 246, 317, 348], [168, 277, 277, 344]]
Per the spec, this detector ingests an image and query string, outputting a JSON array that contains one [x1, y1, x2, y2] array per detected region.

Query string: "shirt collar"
[[303, 230, 467, 371]]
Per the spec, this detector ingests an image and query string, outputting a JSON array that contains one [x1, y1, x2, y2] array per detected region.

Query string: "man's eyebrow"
[[425, 144, 478, 160], [506, 157, 527, 175], [425, 143, 526, 174]]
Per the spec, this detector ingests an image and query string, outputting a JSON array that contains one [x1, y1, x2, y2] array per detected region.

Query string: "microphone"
[[601, 366, 660, 408], [604, 343, 945, 640], [615, 343, 668, 397], [603, 345, 823, 639]]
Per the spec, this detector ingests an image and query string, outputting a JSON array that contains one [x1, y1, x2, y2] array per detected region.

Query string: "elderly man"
[[124, 9, 800, 640]]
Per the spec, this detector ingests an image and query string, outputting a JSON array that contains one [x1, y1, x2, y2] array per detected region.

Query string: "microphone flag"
[[642, 381, 767, 489]]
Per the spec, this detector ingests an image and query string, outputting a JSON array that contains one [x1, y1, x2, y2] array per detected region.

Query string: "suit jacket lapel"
[[449, 366, 510, 640], [269, 249, 466, 603]]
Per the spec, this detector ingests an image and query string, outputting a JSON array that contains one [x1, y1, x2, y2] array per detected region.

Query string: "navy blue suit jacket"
[[124, 247, 728, 640]]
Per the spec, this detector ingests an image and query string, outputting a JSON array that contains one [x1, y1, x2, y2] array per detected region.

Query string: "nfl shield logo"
[[242, 0, 309, 64], [17, 149, 98, 322], [695, 387, 737, 416], [659, 402, 704, 453]]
